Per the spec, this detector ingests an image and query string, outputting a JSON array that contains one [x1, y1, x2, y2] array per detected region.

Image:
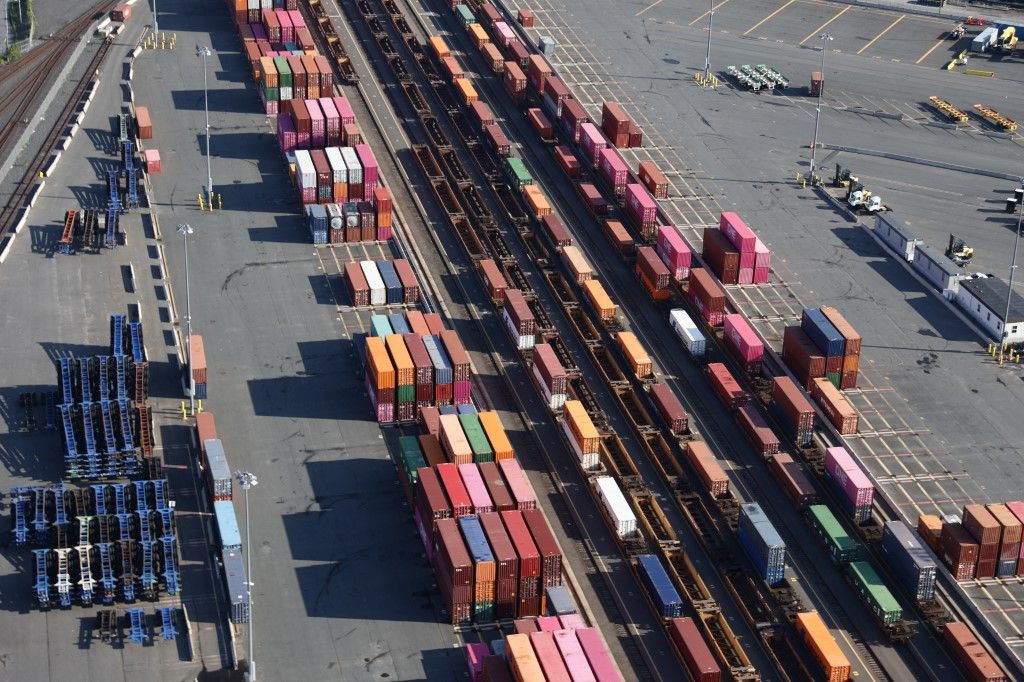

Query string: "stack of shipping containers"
[[824, 446, 874, 524], [562, 400, 600, 470], [737, 503, 786, 586]]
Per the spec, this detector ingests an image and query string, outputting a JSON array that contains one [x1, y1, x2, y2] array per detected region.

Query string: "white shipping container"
[[295, 150, 316, 189], [325, 146, 348, 184], [533, 364, 568, 410], [360, 260, 386, 306], [593, 476, 637, 537], [503, 309, 536, 350], [341, 147, 363, 184], [874, 213, 922, 262], [669, 308, 706, 357], [248, 0, 259, 9], [562, 421, 600, 470], [280, 86, 293, 101], [911, 243, 963, 297]]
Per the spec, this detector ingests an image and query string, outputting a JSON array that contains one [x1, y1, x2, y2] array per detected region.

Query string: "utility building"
[[957, 275, 1024, 344]]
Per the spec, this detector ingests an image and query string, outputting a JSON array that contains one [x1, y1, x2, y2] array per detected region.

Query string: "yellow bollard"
[[208, 190, 214, 210], [197, 194, 205, 211], [198, 399, 203, 414], [217, 194, 223, 210], [180, 401, 187, 420]]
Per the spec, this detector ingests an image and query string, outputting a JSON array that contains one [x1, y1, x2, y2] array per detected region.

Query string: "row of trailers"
[[325, 0, 967, 679]]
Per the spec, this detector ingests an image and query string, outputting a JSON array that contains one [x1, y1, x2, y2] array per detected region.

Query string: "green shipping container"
[[473, 600, 495, 623], [504, 157, 533, 189], [459, 413, 494, 462], [371, 314, 394, 338], [264, 86, 279, 102], [849, 561, 902, 623], [827, 372, 841, 389], [398, 436, 427, 486], [273, 56, 293, 88], [807, 505, 858, 564], [397, 385, 416, 403], [455, 4, 476, 25]]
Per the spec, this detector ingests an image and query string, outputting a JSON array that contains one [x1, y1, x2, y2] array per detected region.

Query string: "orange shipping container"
[[135, 106, 153, 140], [582, 279, 617, 321], [385, 334, 415, 387], [455, 78, 478, 104], [685, 440, 729, 497], [810, 378, 858, 434], [479, 411, 514, 461], [469, 23, 490, 48], [796, 612, 851, 682], [506, 633, 546, 682], [429, 35, 450, 59], [820, 306, 862, 356], [196, 412, 218, 454], [917, 514, 943, 551], [562, 245, 593, 283], [617, 331, 652, 378], [189, 334, 207, 384], [365, 336, 396, 389], [523, 185, 552, 218], [260, 57, 278, 87], [440, 413, 473, 465], [563, 400, 599, 454]]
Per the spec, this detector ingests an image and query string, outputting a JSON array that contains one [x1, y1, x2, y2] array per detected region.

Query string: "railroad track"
[[0, 0, 118, 242]]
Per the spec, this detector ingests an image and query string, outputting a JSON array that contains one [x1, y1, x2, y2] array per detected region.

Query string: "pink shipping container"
[[530, 631, 572, 682], [365, 373, 394, 423], [143, 149, 161, 174], [306, 99, 325, 148], [754, 238, 771, 269], [277, 113, 296, 152], [625, 184, 657, 228], [580, 123, 607, 165], [494, 21, 517, 47], [454, 379, 472, 405], [738, 268, 754, 285], [824, 446, 874, 509], [597, 147, 628, 194], [559, 614, 587, 630], [575, 628, 625, 682], [754, 266, 770, 284], [465, 642, 490, 682], [287, 9, 305, 29], [332, 96, 357, 126], [355, 144, 379, 200], [458, 463, 494, 514], [553, 629, 597, 682], [275, 9, 294, 43], [719, 211, 756, 253], [498, 459, 537, 511], [536, 616, 561, 632], [656, 226, 691, 281], [319, 98, 341, 145], [723, 314, 764, 365]]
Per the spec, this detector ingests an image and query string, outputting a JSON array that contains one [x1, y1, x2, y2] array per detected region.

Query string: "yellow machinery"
[[928, 96, 969, 123], [974, 104, 1018, 131]]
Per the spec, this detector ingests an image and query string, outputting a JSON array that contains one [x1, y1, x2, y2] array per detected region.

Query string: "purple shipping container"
[[719, 211, 757, 253], [319, 98, 341, 146], [575, 628, 625, 682], [580, 123, 607, 165], [465, 642, 490, 682], [754, 238, 771, 269], [306, 99, 325, 148], [559, 614, 586, 630], [723, 314, 764, 364], [355, 144, 379, 200], [554, 629, 597, 682], [625, 184, 657, 228], [458, 463, 494, 514], [332, 96, 356, 126], [597, 147, 628, 193], [824, 446, 874, 509], [277, 112, 296, 152], [454, 379, 472, 405], [251, 23, 267, 41], [560, 99, 589, 142], [656, 226, 691, 282]]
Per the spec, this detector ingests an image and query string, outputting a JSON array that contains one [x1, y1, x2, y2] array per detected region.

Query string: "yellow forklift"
[[945, 234, 974, 267]]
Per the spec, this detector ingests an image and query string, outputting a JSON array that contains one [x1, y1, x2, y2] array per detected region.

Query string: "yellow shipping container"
[[455, 77, 479, 104], [366, 336, 395, 389], [617, 331, 652, 378], [523, 185, 552, 218], [796, 612, 851, 682], [562, 245, 593, 283], [479, 411, 514, 461], [468, 23, 490, 49], [582, 279, 617, 321], [564, 400, 599, 454], [428, 35, 450, 60]]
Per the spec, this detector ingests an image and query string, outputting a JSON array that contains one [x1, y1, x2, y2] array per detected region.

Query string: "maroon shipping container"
[[433, 518, 474, 623], [420, 405, 440, 437], [481, 42, 504, 72], [768, 453, 818, 507], [943, 622, 1008, 682], [471, 100, 495, 129], [702, 228, 740, 285], [513, 618, 538, 635], [737, 404, 780, 457], [485, 124, 511, 157], [560, 98, 589, 142], [528, 54, 552, 92], [603, 219, 634, 256], [504, 61, 527, 100], [533, 343, 567, 394], [440, 331, 471, 381], [480, 511, 520, 619], [344, 261, 370, 306], [393, 259, 420, 304], [963, 505, 1002, 546], [688, 268, 725, 314], [416, 466, 451, 541], [649, 382, 688, 435], [669, 618, 721, 682], [419, 435, 445, 468], [522, 508, 562, 590], [601, 101, 631, 136], [315, 55, 333, 92], [508, 40, 530, 68], [483, 655, 515, 682], [528, 108, 554, 141], [554, 146, 581, 178], [637, 246, 670, 291], [578, 182, 609, 216], [782, 326, 827, 389], [480, 461, 516, 512], [310, 149, 332, 200], [480, 2, 501, 26], [941, 522, 979, 579], [706, 363, 747, 409], [987, 504, 1023, 563], [771, 376, 814, 430], [638, 160, 669, 199], [480, 259, 508, 302], [825, 355, 843, 376], [289, 98, 311, 136], [542, 77, 570, 111], [542, 214, 572, 248], [505, 289, 536, 335], [404, 334, 434, 405]]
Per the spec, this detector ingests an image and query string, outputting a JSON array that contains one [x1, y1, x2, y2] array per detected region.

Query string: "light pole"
[[235, 471, 258, 681], [999, 180, 1024, 363], [704, 0, 715, 79], [808, 33, 833, 182], [197, 46, 213, 202], [177, 224, 194, 413], [153, 0, 158, 36]]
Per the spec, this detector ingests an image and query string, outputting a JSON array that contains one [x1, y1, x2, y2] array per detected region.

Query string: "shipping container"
[[506, 634, 546, 681], [688, 268, 725, 327], [637, 160, 669, 199], [214, 500, 241, 550], [706, 363, 746, 409], [499, 458, 536, 511], [668, 618, 720, 682], [578, 182, 609, 216], [941, 522, 979, 580], [582, 280, 617, 322], [546, 585, 575, 616], [533, 343, 568, 396], [480, 511, 519, 618], [782, 326, 826, 389], [480, 461, 516, 513], [135, 106, 152, 139], [527, 54, 552, 91], [555, 146, 582, 178], [504, 60, 527, 100], [480, 411, 514, 461], [553, 629, 597, 682], [563, 246, 594, 284], [819, 306, 861, 355], [737, 404, 780, 457], [636, 246, 670, 292], [808, 505, 858, 564], [434, 517, 474, 623], [593, 476, 637, 538], [823, 446, 873, 522], [437, 462, 473, 517], [485, 124, 511, 158], [848, 561, 902, 624], [528, 631, 571, 682], [617, 331, 652, 379], [564, 400, 600, 455], [881, 520, 936, 601], [415, 467, 450, 556], [597, 147, 629, 192], [189, 334, 207, 384], [441, 414, 474, 466], [723, 314, 764, 369], [625, 184, 657, 235], [524, 185, 553, 218], [579, 122, 607, 164], [528, 107, 554, 141], [668, 309, 706, 358], [203, 439, 233, 501], [420, 435, 446, 469], [196, 412, 217, 452], [394, 260, 420, 304], [429, 35, 451, 59], [917, 514, 943, 552], [560, 98, 589, 142], [944, 621, 1007, 682], [458, 464, 494, 515], [504, 289, 537, 350], [649, 383, 688, 435], [656, 226, 691, 282], [701, 228, 739, 285], [456, 78, 479, 105], [523, 508, 562, 589], [719, 211, 756, 253], [963, 504, 1001, 546], [600, 219, 633, 256], [685, 441, 729, 498], [802, 308, 846, 358], [505, 157, 533, 189], [738, 503, 786, 586], [770, 376, 814, 445], [542, 214, 572, 249], [636, 554, 684, 619], [811, 379, 859, 435], [460, 413, 493, 463], [365, 336, 395, 388], [376, 261, 403, 305], [223, 548, 249, 623], [360, 261, 386, 306], [769, 453, 817, 507], [796, 611, 851, 682]]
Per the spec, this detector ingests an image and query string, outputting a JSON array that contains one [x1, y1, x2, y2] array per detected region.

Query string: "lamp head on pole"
[[235, 471, 258, 490], [196, 45, 211, 58], [177, 223, 193, 237], [820, 33, 834, 45]]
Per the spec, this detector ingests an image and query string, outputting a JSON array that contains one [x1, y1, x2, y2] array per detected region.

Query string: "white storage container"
[[341, 147, 362, 184], [279, 86, 293, 101], [360, 260, 386, 306], [874, 213, 922, 262], [326, 203, 344, 231], [561, 421, 599, 470], [594, 476, 637, 538], [503, 308, 536, 350], [669, 308, 706, 357], [911, 243, 963, 297], [325, 147, 348, 184], [294, 150, 315, 190]]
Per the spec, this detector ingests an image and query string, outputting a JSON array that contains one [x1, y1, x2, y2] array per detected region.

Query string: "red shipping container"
[[440, 330, 471, 381], [528, 108, 554, 141], [481, 42, 505, 72], [533, 343, 567, 394], [554, 146, 581, 178], [669, 617, 721, 682], [625, 184, 657, 234], [436, 463, 473, 517], [480, 512, 519, 618], [737, 404, 780, 457], [416, 467, 451, 549], [485, 124, 511, 157], [501, 510, 541, 578], [508, 40, 530, 68], [471, 100, 495, 129], [782, 326, 826, 389], [706, 363, 747, 409], [261, 9, 281, 42], [419, 406, 440, 436], [601, 101, 631, 136], [649, 383, 688, 434], [522, 508, 562, 589], [963, 504, 1002, 545], [344, 261, 369, 307], [433, 518, 474, 623], [702, 228, 740, 285], [578, 183, 608, 216], [527, 54, 552, 92], [503, 61, 527, 100]]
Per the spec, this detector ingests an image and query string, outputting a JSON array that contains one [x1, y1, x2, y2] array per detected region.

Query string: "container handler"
[[945, 234, 974, 267]]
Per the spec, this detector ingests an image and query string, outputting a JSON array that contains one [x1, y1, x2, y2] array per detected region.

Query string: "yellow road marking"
[[688, 0, 732, 27], [799, 6, 850, 45], [744, 0, 798, 36], [857, 14, 904, 55], [636, 0, 665, 17], [915, 38, 946, 64]]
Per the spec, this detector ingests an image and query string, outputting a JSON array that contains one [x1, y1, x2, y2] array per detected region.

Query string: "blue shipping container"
[[423, 335, 453, 385], [458, 515, 495, 565], [376, 260, 404, 305], [440, 405, 459, 415], [388, 313, 411, 335], [457, 404, 478, 415], [370, 314, 393, 338], [635, 554, 685, 618], [881, 521, 935, 601], [194, 382, 208, 400], [214, 500, 242, 551], [306, 204, 328, 245], [768, 401, 813, 447], [738, 504, 786, 586], [545, 585, 578, 616], [801, 308, 845, 358], [998, 559, 1018, 577]]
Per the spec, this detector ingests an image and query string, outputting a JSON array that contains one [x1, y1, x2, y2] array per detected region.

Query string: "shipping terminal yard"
[[2, 0, 1024, 679]]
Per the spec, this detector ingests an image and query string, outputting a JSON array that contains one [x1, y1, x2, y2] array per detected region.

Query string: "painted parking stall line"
[[857, 14, 905, 55], [744, 0, 798, 36], [800, 5, 850, 45]]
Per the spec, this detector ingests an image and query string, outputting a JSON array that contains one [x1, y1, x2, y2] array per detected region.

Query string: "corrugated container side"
[[685, 440, 729, 498], [499, 458, 537, 511], [523, 508, 562, 589], [575, 627, 625, 682], [636, 554, 684, 618], [796, 611, 852, 682], [553, 629, 597, 682], [668, 618, 721, 682]]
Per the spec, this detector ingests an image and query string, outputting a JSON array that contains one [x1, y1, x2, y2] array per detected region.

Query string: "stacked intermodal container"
[[503, 289, 536, 350], [365, 336, 395, 422], [480, 411, 514, 461], [808, 505, 858, 564], [385, 334, 415, 420], [770, 376, 814, 446], [459, 515, 497, 622], [849, 561, 902, 623], [723, 314, 764, 373], [555, 145, 581, 178], [824, 446, 873, 523], [820, 306, 861, 389], [796, 611, 851, 682], [503, 510, 542, 617], [941, 522, 979, 581], [189, 334, 208, 399], [440, 413, 472, 465], [434, 517, 474, 624], [601, 101, 631, 148], [917, 514, 943, 552], [479, 511, 518, 619], [811, 378, 858, 435], [985, 503, 1022, 577], [706, 363, 747, 409], [802, 308, 846, 387], [440, 330, 472, 405], [782, 325, 826, 389], [881, 520, 936, 600], [625, 184, 657, 238], [963, 504, 1001, 579], [656, 226, 691, 282], [522, 508, 562, 591], [559, 99, 589, 143], [718, 212, 770, 284], [738, 404, 780, 458], [688, 268, 725, 326], [563, 400, 600, 470], [1006, 502, 1024, 575], [701, 228, 739, 285], [944, 622, 1008, 682], [669, 617, 721, 682], [594, 476, 638, 538], [685, 441, 729, 498], [738, 503, 786, 585], [635, 246, 670, 300], [532, 343, 568, 410]]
